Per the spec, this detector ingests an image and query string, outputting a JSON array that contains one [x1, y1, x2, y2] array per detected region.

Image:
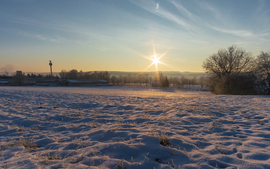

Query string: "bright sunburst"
[[151, 55, 161, 66], [133, 42, 171, 72]]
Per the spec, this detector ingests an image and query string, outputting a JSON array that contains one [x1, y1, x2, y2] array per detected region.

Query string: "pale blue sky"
[[0, 0, 269, 73]]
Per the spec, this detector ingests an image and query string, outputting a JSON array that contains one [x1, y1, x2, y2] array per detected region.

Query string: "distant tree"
[[14, 71, 26, 86], [118, 76, 123, 85], [123, 76, 128, 85], [69, 69, 78, 79], [152, 73, 170, 88], [78, 70, 84, 79], [110, 76, 117, 84], [149, 76, 153, 86], [144, 74, 149, 86], [59, 70, 67, 79], [162, 76, 170, 87], [137, 74, 143, 86], [198, 76, 207, 88], [203, 45, 253, 79], [102, 71, 110, 81], [179, 76, 188, 87]]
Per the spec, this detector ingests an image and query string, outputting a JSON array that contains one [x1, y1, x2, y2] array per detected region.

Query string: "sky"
[[0, 0, 270, 73]]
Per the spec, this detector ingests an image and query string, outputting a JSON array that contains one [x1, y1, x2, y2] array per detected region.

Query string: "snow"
[[0, 86, 270, 169]]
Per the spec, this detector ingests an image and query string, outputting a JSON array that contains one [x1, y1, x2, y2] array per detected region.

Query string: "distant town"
[[0, 61, 208, 89]]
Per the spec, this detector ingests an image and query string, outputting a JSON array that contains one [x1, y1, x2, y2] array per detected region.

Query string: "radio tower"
[[49, 60, 53, 78]]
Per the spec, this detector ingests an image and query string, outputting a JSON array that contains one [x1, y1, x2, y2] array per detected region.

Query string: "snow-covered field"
[[0, 86, 270, 169]]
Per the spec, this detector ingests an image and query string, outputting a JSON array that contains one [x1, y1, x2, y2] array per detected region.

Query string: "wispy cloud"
[[209, 26, 253, 37], [155, 3, 159, 10], [128, 0, 192, 31], [18, 31, 68, 43], [170, 1, 199, 21], [197, 2, 222, 20], [7, 18, 114, 45], [209, 25, 270, 39]]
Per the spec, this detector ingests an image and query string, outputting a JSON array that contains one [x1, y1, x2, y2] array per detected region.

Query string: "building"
[[61, 79, 109, 86], [23, 78, 60, 86], [0, 79, 10, 86]]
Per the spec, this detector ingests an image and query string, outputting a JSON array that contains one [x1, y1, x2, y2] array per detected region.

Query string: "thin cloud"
[[170, 1, 199, 21], [8, 18, 112, 44], [197, 2, 221, 20], [155, 3, 159, 10], [128, 0, 192, 31], [18, 31, 68, 43], [209, 26, 253, 37]]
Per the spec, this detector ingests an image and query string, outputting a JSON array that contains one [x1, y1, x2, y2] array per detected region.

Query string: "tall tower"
[[49, 60, 53, 77]]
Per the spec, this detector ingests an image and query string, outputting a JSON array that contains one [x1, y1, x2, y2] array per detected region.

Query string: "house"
[[0, 77, 15, 86], [23, 78, 37, 86], [24, 78, 60, 86], [35, 79, 60, 86], [0, 79, 10, 86], [61, 79, 109, 86]]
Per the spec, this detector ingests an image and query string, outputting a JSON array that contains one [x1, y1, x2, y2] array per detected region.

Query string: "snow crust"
[[0, 86, 270, 169]]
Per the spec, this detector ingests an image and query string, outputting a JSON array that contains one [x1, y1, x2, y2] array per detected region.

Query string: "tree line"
[[203, 45, 270, 95], [59, 69, 110, 81], [1, 69, 207, 89]]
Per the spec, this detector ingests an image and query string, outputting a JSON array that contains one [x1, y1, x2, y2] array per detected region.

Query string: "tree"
[[69, 69, 78, 79], [255, 51, 270, 94], [14, 71, 26, 86], [59, 70, 67, 79], [110, 76, 117, 84], [162, 76, 170, 87], [203, 45, 253, 79], [256, 52, 270, 74]]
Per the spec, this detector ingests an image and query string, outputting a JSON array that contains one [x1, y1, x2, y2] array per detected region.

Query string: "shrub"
[[208, 73, 257, 95]]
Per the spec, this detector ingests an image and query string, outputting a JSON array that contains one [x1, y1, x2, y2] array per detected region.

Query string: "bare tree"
[[255, 51, 270, 94], [256, 52, 270, 74], [203, 45, 253, 78], [69, 69, 78, 79], [59, 70, 67, 79]]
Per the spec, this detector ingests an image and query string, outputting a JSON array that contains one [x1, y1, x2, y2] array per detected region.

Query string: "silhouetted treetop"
[[255, 51, 270, 74], [59, 69, 110, 81], [203, 45, 253, 78]]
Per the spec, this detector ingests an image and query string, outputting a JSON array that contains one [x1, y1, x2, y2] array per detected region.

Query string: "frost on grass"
[[114, 159, 126, 169], [157, 134, 171, 146], [6, 138, 40, 151], [0, 87, 270, 169]]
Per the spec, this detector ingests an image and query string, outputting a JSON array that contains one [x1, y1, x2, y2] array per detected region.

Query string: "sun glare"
[[136, 42, 171, 72], [151, 55, 160, 65]]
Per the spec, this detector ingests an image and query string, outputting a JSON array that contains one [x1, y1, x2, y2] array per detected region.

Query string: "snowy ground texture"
[[0, 86, 270, 169]]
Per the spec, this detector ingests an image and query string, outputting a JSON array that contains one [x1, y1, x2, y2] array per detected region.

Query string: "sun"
[[135, 42, 170, 72], [151, 55, 161, 66]]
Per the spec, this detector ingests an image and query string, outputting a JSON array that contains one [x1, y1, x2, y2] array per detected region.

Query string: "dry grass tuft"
[[213, 121, 222, 127], [158, 134, 171, 146], [17, 126, 24, 131], [7, 138, 40, 151], [47, 154, 62, 160], [159, 117, 169, 122], [38, 152, 62, 161], [91, 122, 101, 128], [141, 114, 150, 119], [114, 159, 126, 169], [75, 113, 82, 116]]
